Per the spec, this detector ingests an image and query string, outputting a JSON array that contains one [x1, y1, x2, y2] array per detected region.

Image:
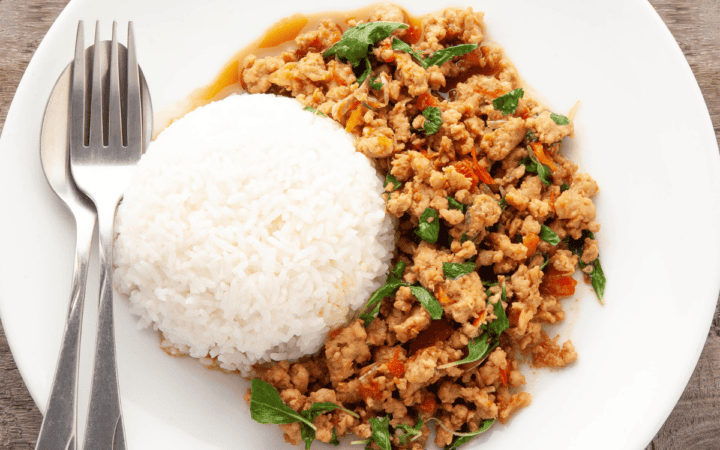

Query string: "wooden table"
[[1, 0, 718, 448]]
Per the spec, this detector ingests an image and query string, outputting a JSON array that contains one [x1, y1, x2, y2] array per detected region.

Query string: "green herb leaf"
[[391, 38, 427, 68], [447, 196, 465, 212], [424, 44, 478, 67], [392, 38, 477, 69], [550, 112, 570, 125], [421, 106, 443, 135], [520, 153, 552, 186], [441, 332, 495, 368], [492, 88, 524, 115], [389, 260, 406, 281], [443, 262, 476, 280], [497, 198, 508, 210], [303, 106, 327, 117], [415, 207, 440, 243], [361, 262, 405, 326], [560, 182, 570, 191], [323, 22, 408, 66], [564, 231, 606, 303], [524, 130, 536, 142], [396, 418, 423, 445], [444, 419, 495, 450], [485, 294, 509, 337], [330, 428, 340, 446], [590, 259, 606, 301], [409, 285, 444, 320], [539, 224, 560, 245], [384, 173, 402, 205], [460, 232, 470, 244], [356, 57, 372, 85], [369, 74, 384, 90], [361, 278, 403, 326], [369, 416, 392, 450], [250, 379, 316, 429]]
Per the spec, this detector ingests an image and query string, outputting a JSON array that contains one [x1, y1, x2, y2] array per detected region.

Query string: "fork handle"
[[83, 201, 126, 450], [35, 207, 96, 450]]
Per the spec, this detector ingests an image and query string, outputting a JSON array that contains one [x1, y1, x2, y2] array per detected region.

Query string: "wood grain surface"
[[1, 0, 718, 449]]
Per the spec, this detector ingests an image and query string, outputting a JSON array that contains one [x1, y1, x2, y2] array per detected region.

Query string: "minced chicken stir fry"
[[241, 4, 605, 449]]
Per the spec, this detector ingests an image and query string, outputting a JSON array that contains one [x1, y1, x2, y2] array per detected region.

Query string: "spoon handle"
[[35, 204, 96, 450], [83, 201, 126, 450]]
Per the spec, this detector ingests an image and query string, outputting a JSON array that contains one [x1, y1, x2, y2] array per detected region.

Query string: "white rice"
[[114, 94, 395, 374]]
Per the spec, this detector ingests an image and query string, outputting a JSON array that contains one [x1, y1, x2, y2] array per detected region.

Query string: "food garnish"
[[539, 224, 560, 245], [520, 151, 553, 185], [443, 419, 495, 450], [302, 106, 327, 117], [550, 112, 570, 125], [360, 261, 443, 325], [250, 379, 359, 450], [391, 37, 477, 69], [442, 261, 476, 280], [492, 88, 524, 115], [415, 207, 440, 243], [565, 230, 606, 302], [421, 106, 443, 135]]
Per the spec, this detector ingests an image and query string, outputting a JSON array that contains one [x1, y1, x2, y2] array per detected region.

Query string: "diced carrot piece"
[[345, 104, 364, 133], [523, 233, 540, 255], [530, 142, 557, 171], [416, 92, 439, 110], [540, 267, 577, 297]]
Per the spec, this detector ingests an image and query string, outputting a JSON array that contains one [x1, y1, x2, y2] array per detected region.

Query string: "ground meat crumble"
[[239, 4, 601, 448]]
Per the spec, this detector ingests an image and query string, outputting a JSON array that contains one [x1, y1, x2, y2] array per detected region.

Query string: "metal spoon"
[[36, 40, 152, 450]]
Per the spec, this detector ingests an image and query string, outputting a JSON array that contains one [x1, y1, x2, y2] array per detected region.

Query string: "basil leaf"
[[589, 258, 606, 301], [443, 262, 476, 280], [444, 419, 495, 450], [447, 196, 465, 212], [524, 130, 536, 142], [415, 207, 440, 243], [421, 106, 443, 135], [409, 285, 443, 320], [492, 88, 524, 115], [392, 38, 477, 69], [384, 173, 402, 204], [391, 37, 428, 68], [300, 412, 316, 450], [441, 332, 495, 368], [539, 224, 560, 245], [521, 153, 552, 186], [361, 279, 403, 326], [560, 182, 570, 191], [250, 379, 315, 429], [550, 112, 570, 125], [303, 106, 327, 117], [369, 416, 392, 450], [396, 418, 423, 445], [330, 428, 340, 446], [424, 44, 478, 67], [323, 22, 408, 66], [369, 74, 383, 90], [356, 57, 372, 85], [497, 197, 508, 210], [361, 261, 405, 326], [485, 296, 509, 337], [460, 232, 470, 244], [389, 260, 406, 281]]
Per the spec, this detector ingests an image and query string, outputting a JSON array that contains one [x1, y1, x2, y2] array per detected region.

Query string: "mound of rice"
[[114, 94, 395, 374]]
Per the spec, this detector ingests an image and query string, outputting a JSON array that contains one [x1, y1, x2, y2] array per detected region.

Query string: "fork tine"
[[89, 22, 104, 148], [70, 21, 86, 149], [107, 22, 123, 147], [126, 22, 142, 149]]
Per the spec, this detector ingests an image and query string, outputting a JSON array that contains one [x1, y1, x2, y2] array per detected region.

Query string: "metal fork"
[[69, 21, 144, 450]]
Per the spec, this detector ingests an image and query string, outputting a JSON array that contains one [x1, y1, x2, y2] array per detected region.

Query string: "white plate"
[[1, 0, 718, 449]]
